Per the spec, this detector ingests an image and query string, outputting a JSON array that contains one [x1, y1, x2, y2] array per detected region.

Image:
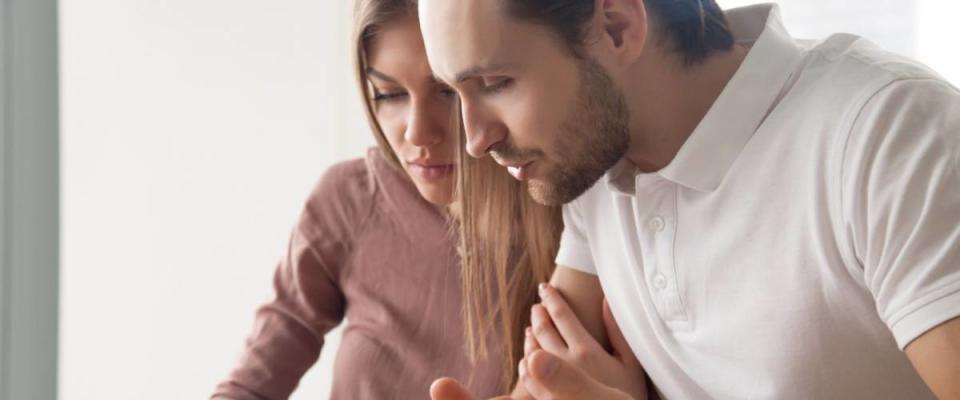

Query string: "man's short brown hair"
[[504, 0, 735, 64]]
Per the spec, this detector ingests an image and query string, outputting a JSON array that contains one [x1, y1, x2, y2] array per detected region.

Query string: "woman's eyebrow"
[[366, 67, 397, 83]]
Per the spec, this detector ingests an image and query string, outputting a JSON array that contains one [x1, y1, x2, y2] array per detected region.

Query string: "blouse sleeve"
[[211, 158, 376, 399]]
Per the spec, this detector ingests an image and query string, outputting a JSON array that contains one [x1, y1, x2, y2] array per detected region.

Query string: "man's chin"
[[526, 179, 572, 206], [526, 168, 605, 206]]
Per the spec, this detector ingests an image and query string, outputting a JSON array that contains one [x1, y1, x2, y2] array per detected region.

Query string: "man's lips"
[[505, 161, 534, 181], [491, 154, 534, 181]]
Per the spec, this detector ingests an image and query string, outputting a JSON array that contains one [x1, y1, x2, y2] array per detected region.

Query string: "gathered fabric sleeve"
[[212, 159, 376, 399]]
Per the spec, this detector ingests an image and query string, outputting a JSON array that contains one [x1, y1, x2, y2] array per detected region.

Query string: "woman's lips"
[[408, 163, 454, 181]]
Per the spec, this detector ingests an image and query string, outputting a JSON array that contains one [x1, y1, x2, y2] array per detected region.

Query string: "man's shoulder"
[[798, 33, 947, 97]]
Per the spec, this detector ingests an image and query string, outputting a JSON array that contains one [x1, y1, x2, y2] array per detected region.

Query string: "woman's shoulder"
[[298, 148, 387, 240]]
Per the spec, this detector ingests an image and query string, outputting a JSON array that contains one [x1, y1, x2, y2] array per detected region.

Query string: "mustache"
[[489, 141, 543, 162]]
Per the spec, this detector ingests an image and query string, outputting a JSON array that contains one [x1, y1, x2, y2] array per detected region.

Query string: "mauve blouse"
[[212, 148, 505, 399]]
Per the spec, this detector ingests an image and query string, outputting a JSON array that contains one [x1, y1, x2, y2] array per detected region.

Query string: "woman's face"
[[366, 15, 457, 205]]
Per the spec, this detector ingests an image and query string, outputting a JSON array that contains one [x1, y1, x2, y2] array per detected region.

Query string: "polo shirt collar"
[[606, 3, 803, 195]]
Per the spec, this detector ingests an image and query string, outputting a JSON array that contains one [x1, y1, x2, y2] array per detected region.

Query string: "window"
[[723, 0, 960, 84]]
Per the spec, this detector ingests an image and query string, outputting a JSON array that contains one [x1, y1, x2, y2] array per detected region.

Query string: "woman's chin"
[[415, 183, 455, 206]]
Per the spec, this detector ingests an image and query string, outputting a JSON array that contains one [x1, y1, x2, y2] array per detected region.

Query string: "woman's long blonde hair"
[[454, 122, 563, 389], [352, 0, 563, 391], [352, 0, 416, 170]]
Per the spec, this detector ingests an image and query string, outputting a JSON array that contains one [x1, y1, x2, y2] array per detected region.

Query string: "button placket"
[[659, 186, 686, 322], [653, 272, 668, 290], [634, 177, 687, 323], [649, 216, 666, 232]]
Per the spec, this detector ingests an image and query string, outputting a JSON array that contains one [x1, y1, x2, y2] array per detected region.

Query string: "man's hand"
[[518, 284, 648, 400]]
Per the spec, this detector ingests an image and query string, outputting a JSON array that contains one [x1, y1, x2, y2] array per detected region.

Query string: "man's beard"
[[527, 58, 630, 206]]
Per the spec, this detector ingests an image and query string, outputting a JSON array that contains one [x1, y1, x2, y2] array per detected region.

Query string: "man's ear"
[[591, 0, 649, 64]]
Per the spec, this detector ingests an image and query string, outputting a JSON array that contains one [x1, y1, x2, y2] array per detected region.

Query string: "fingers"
[[430, 378, 476, 400], [526, 350, 632, 400], [518, 356, 552, 399], [520, 328, 548, 399], [530, 304, 567, 353], [602, 298, 639, 368], [524, 326, 542, 357], [538, 284, 600, 351], [522, 326, 541, 389]]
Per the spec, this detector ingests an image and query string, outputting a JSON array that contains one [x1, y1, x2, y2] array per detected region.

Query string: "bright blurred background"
[[57, 1, 960, 399]]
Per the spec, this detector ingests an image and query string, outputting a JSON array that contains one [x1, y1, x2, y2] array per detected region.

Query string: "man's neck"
[[623, 43, 750, 173]]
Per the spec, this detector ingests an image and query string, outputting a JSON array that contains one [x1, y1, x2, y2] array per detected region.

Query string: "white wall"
[[915, 1, 960, 85], [59, 1, 371, 399], [59, 1, 960, 400]]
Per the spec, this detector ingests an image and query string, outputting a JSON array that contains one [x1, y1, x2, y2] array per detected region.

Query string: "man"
[[420, 0, 960, 399]]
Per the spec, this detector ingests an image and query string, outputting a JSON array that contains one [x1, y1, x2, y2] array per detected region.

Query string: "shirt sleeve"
[[842, 78, 960, 350], [212, 160, 372, 399], [555, 200, 598, 275]]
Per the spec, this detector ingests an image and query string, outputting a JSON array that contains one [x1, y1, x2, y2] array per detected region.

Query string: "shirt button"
[[653, 273, 668, 290], [649, 216, 665, 232]]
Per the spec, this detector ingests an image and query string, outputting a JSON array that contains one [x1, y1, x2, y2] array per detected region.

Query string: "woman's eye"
[[373, 91, 408, 103], [438, 86, 457, 97], [480, 77, 513, 94]]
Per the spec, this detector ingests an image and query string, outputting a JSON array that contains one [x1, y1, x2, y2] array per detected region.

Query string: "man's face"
[[419, 0, 630, 205]]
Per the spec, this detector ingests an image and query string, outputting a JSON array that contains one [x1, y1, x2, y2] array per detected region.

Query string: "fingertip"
[[430, 377, 472, 400], [530, 304, 545, 324], [539, 282, 555, 298], [429, 377, 453, 395], [529, 305, 550, 334]]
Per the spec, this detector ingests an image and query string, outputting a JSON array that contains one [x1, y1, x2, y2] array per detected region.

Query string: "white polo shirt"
[[556, 4, 960, 399]]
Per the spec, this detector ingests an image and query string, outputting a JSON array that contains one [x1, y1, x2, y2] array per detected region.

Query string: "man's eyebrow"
[[432, 73, 447, 84], [429, 74, 448, 85], [366, 68, 397, 83], [454, 63, 515, 83]]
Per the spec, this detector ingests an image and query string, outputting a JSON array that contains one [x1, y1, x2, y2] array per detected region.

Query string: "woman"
[[211, 0, 559, 398]]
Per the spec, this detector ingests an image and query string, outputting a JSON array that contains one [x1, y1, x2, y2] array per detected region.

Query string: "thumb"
[[430, 377, 476, 400], [603, 298, 638, 368], [528, 350, 630, 400]]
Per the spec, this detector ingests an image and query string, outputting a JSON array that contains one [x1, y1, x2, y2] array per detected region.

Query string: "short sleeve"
[[842, 78, 960, 349], [555, 200, 598, 275]]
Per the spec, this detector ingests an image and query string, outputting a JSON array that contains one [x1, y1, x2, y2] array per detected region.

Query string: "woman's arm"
[[210, 225, 347, 400], [211, 159, 371, 400]]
